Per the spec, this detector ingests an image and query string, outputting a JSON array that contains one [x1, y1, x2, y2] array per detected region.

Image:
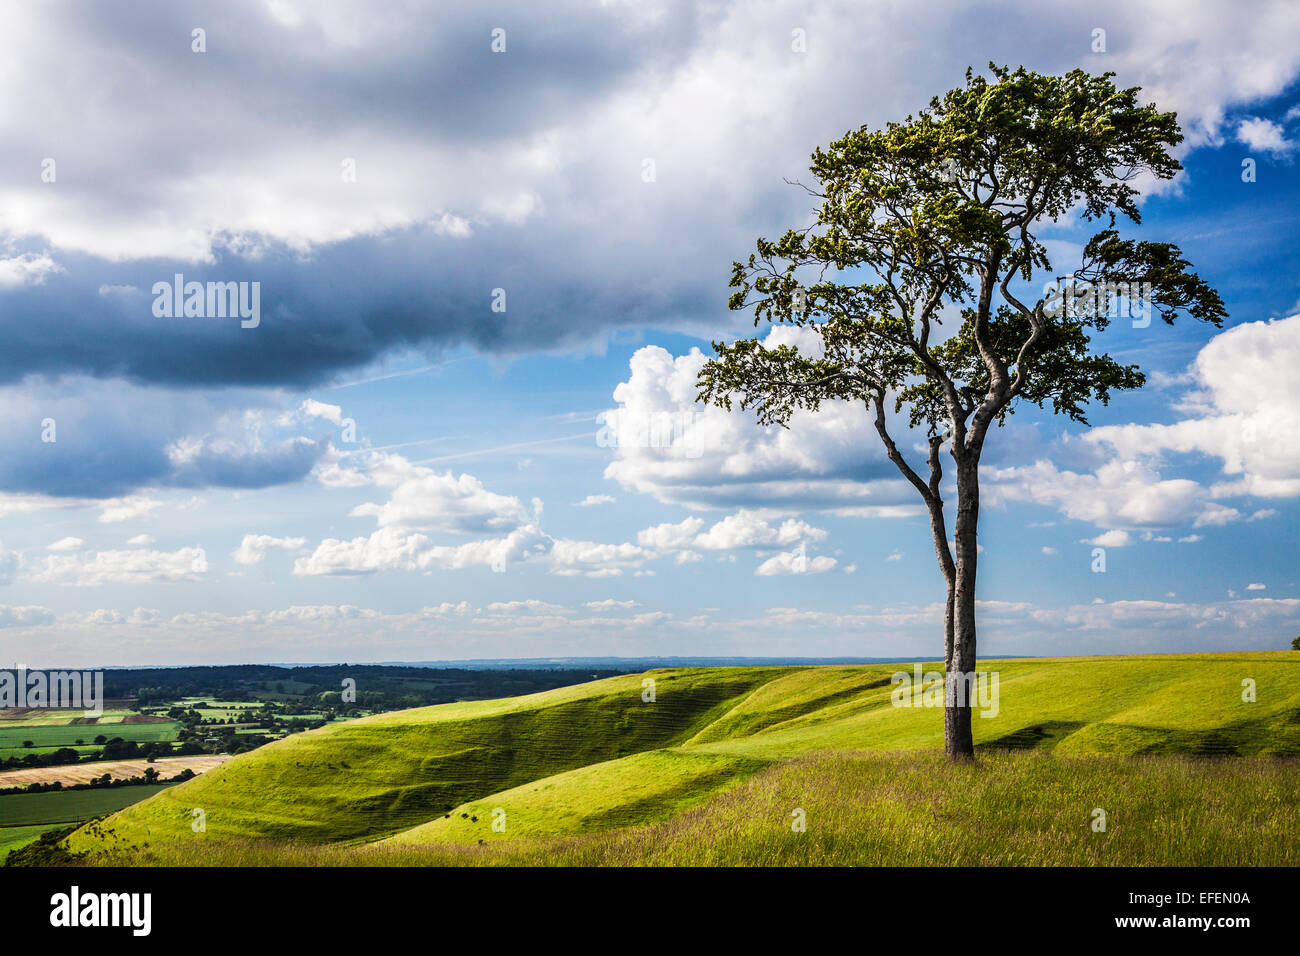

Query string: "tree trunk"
[[945, 457, 980, 759], [943, 581, 955, 672], [924, 498, 955, 670]]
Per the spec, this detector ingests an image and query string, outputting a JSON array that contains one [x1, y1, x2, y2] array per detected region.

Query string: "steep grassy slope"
[[389, 749, 771, 844], [63, 667, 787, 851], [62, 653, 1300, 859]]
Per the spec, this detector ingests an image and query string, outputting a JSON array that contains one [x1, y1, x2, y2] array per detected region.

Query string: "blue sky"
[[1, 0, 1299, 665]]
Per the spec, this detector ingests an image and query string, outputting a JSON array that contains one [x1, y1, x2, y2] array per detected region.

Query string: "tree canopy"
[[699, 65, 1226, 455]]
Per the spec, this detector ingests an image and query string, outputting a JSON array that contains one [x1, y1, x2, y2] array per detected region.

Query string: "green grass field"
[[0, 745, 102, 761], [51, 652, 1300, 866], [0, 784, 177, 827], [0, 824, 67, 860], [0, 720, 180, 752], [0, 708, 134, 727]]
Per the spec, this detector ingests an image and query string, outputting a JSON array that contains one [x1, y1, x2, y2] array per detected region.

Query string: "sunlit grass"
[[64, 750, 1300, 867]]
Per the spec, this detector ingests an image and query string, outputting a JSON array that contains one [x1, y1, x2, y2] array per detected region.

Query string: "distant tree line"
[[106, 664, 629, 710]]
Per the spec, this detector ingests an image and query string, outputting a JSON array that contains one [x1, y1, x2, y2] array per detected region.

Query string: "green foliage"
[[699, 64, 1226, 438]]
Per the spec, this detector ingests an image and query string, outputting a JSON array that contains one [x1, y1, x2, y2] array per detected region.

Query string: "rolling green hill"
[[59, 653, 1300, 863]]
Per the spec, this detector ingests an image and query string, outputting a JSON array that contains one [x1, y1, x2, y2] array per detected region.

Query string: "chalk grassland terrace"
[[43, 652, 1300, 866]]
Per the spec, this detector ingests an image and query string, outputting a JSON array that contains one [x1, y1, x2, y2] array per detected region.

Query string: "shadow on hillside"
[[982, 708, 1300, 756]]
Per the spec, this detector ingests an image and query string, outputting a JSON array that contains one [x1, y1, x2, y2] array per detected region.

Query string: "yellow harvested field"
[[0, 754, 230, 789]]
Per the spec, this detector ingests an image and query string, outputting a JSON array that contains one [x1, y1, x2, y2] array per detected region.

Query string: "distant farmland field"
[[0, 824, 63, 859], [0, 719, 181, 753], [0, 783, 177, 827], [0, 745, 101, 761], [0, 783, 180, 861], [0, 707, 134, 727], [0, 754, 230, 789]]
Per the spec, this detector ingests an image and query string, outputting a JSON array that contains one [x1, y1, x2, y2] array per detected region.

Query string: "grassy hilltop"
[[54, 652, 1300, 866]]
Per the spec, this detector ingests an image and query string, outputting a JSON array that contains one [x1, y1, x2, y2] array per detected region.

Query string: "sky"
[[1, 0, 1299, 666]]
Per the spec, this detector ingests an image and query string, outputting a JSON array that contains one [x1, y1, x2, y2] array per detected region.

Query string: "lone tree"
[[698, 66, 1226, 758]]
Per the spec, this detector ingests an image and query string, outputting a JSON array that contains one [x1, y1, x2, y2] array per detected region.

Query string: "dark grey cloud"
[[164, 436, 328, 491], [0, 378, 328, 497], [0, 223, 723, 388]]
